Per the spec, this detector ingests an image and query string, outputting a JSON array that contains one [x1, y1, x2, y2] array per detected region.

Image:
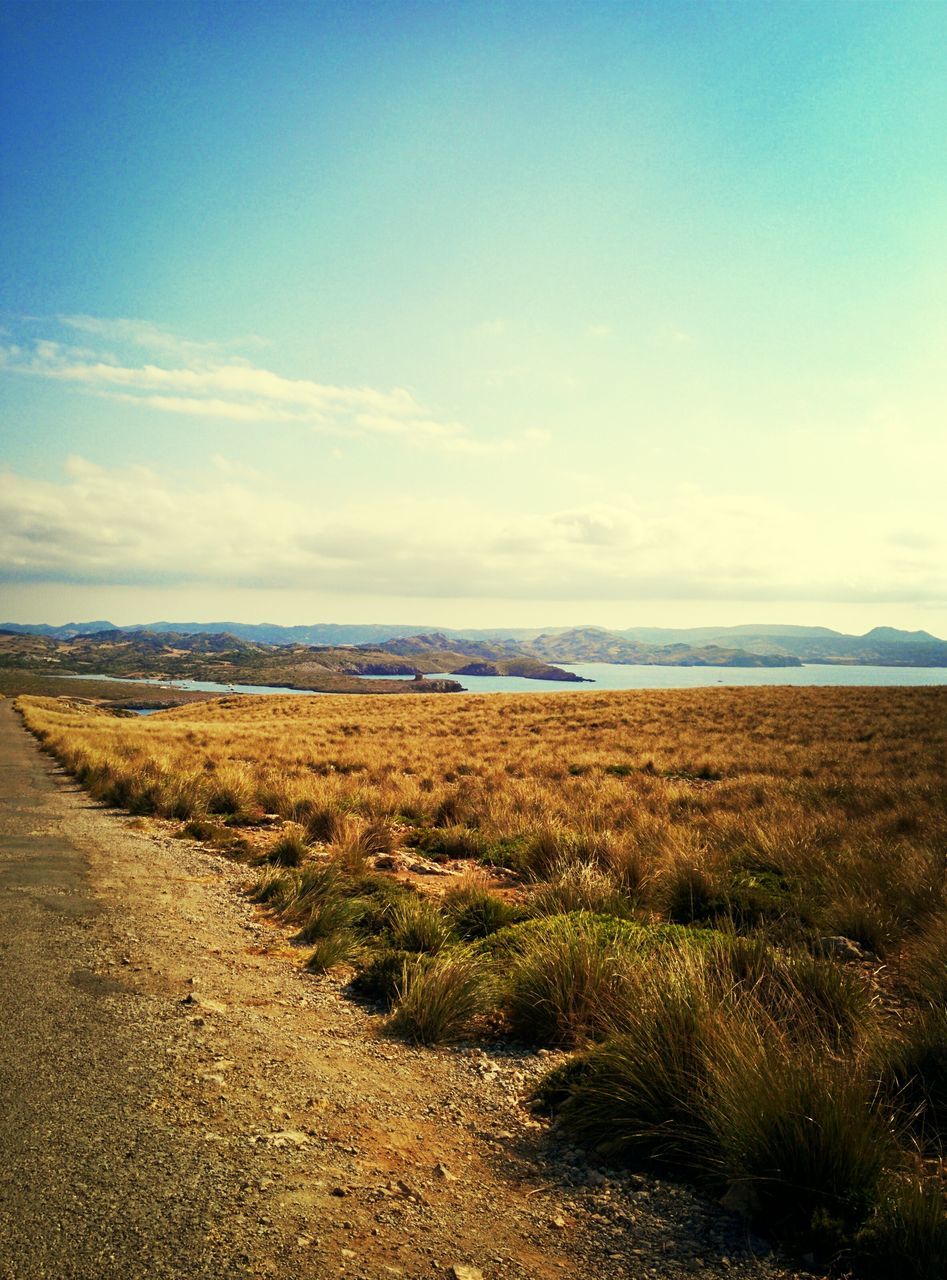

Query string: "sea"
[[63, 663, 947, 701]]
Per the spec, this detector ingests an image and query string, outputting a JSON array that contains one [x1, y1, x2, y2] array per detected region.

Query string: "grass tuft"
[[529, 859, 632, 919], [442, 877, 524, 939], [854, 1174, 947, 1280], [880, 1006, 947, 1145], [263, 826, 309, 867], [305, 931, 360, 973], [389, 946, 496, 1045], [547, 960, 712, 1168], [704, 1019, 894, 1248], [506, 914, 640, 1046], [387, 896, 452, 953], [351, 948, 432, 1007]]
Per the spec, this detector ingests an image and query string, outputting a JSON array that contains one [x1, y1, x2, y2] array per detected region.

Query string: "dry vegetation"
[[17, 685, 947, 1276]]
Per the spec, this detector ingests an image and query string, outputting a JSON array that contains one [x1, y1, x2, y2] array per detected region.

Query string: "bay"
[[62, 664, 947, 700]]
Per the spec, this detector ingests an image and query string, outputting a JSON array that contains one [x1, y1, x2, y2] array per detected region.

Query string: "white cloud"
[[103, 391, 309, 422], [58, 314, 267, 362], [1, 318, 539, 456], [1, 458, 943, 608]]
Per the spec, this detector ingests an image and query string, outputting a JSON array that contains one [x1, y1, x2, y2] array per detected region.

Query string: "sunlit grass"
[[15, 685, 947, 1269]]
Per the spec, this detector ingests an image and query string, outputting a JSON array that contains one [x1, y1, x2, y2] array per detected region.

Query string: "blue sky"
[[1, 0, 945, 632]]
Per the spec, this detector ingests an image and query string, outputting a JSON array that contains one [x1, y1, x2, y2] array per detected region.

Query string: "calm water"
[[63, 664, 946, 699], [62, 673, 320, 697], [379, 663, 947, 694], [561, 662, 947, 691]]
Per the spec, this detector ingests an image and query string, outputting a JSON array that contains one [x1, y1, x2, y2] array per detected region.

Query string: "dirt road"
[[0, 700, 806, 1280], [0, 700, 255, 1279]]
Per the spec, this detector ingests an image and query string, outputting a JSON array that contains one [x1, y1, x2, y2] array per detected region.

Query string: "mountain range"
[[1, 620, 945, 666]]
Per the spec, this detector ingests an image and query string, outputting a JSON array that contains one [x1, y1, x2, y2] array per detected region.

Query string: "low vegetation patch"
[[389, 946, 496, 1045], [262, 826, 309, 867], [15, 685, 946, 1274], [441, 876, 525, 939]]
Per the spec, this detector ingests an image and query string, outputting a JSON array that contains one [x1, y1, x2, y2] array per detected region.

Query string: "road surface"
[[0, 700, 251, 1280]]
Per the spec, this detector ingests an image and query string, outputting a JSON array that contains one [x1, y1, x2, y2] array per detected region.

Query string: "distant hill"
[[128, 621, 442, 646], [0, 620, 570, 646], [0, 627, 584, 690], [0, 620, 117, 639], [521, 628, 800, 668], [862, 626, 941, 644], [366, 632, 520, 660], [2, 620, 944, 666], [362, 633, 589, 681], [674, 627, 947, 666], [618, 624, 842, 644], [0, 629, 467, 695]]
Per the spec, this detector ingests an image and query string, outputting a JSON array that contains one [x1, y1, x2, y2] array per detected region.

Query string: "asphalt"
[[0, 700, 252, 1280]]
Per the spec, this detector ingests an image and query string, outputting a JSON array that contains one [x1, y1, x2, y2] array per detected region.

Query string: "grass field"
[[17, 686, 947, 1274]]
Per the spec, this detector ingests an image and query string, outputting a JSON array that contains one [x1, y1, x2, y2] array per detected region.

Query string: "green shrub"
[[542, 958, 713, 1167], [305, 930, 361, 973], [482, 912, 720, 965], [704, 1022, 894, 1249], [351, 948, 430, 1007], [854, 1174, 947, 1280], [389, 947, 496, 1045], [443, 881, 524, 939], [880, 1007, 947, 1144], [388, 896, 451, 953], [263, 828, 309, 867], [506, 915, 641, 1046]]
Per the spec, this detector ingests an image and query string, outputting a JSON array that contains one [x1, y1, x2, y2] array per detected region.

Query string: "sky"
[[1, 0, 945, 635]]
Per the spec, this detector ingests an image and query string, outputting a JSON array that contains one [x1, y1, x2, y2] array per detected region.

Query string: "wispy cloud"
[[57, 315, 250, 363], [1, 458, 943, 607], [1, 318, 540, 456]]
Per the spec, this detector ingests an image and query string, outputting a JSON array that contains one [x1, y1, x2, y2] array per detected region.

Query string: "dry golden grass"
[[18, 685, 946, 951], [16, 686, 947, 1266]]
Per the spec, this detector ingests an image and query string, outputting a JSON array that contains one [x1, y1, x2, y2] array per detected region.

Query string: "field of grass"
[[0, 668, 217, 708], [17, 685, 947, 1274]]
